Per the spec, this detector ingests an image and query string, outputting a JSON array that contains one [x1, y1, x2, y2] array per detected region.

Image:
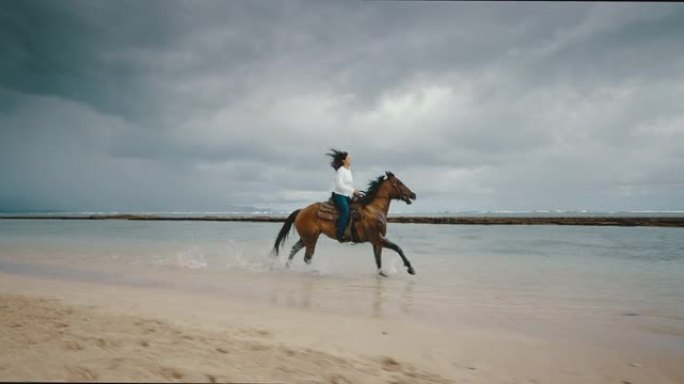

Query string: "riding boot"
[[341, 222, 353, 243], [336, 225, 346, 242]]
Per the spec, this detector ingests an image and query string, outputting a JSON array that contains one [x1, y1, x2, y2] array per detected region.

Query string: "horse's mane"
[[358, 175, 386, 206]]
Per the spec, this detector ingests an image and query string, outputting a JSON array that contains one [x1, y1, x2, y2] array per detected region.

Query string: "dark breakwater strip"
[[2, 215, 684, 227]]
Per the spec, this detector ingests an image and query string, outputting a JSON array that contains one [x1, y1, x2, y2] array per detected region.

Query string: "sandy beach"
[[0, 273, 453, 384], [1, 269, 682, 384]]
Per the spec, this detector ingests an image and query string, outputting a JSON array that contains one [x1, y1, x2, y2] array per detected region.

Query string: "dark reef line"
[[2, 215, 683, 227]]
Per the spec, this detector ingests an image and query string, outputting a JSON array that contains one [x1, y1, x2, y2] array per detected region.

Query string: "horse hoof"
[[378, 270, 389, 278], [407, 266, 416, 275]]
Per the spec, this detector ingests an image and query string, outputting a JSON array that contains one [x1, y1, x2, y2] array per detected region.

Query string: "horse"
[[271, 171, 417, 277]]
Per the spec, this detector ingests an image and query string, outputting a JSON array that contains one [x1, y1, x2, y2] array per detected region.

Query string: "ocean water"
[[1, 218, 683, 355]]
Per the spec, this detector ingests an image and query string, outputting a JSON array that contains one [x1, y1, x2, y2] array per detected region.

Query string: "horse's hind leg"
[[303, 235, 319, 265], [286, 239, 305, 269]]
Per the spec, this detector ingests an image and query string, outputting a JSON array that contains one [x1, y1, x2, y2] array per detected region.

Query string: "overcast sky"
[[1, 1, 683, 213]]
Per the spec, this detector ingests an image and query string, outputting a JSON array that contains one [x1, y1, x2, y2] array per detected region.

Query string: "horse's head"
[[384, 171, 417, 205]]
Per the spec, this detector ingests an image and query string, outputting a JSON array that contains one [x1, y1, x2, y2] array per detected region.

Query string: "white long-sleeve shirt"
[[333, 166, 355, 197]]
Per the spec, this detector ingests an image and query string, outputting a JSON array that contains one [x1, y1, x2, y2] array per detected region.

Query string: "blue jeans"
[[331, 192, 351, 239]]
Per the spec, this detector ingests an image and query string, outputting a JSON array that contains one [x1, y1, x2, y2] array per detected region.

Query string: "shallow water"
[[1, 219, 683, 355]]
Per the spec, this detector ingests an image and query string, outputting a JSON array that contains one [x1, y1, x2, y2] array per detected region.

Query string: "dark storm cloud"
[[1, 1, 683, 212]]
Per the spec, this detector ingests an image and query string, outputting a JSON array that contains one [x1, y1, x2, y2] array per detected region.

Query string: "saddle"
[[317, 198, 362, 242]]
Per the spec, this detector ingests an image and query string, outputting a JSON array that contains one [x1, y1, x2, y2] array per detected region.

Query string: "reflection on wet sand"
[[268, 274, 320, 312], [373, 276, 417, 318], [401, 278, 416, 315], [265, 271, 419, 321], [372, 276, 384, 318]]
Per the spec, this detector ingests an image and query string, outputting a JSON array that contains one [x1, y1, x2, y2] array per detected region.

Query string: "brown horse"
[[272, 171, 417, 277]]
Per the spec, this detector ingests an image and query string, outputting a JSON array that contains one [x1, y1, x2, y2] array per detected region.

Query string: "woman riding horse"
[[272, 155, 418, 277], [326, 149, 363, 242]]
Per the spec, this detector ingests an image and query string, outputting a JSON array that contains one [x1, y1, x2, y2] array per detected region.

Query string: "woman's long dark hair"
[[326, 148, 348, 170]]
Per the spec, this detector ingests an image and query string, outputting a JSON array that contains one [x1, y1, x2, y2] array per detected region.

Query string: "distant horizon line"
[[2, 209, 684, 215]]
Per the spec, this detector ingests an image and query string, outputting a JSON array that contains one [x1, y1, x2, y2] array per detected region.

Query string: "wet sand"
[[1, 271, 682, 383]]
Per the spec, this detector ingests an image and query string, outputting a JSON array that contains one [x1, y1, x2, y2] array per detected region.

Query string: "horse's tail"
[[272, 209, 301, 257]]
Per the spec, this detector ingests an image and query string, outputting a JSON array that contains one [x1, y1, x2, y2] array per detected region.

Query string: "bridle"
[[387, 177, 411, 203]]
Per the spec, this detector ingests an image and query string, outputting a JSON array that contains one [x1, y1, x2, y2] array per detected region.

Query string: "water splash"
[[175, 247, 208, 270]]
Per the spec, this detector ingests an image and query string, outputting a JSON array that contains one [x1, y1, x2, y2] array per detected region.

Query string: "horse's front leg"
[[381, 236, 415, 275], [373, 242, 389, 277]]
